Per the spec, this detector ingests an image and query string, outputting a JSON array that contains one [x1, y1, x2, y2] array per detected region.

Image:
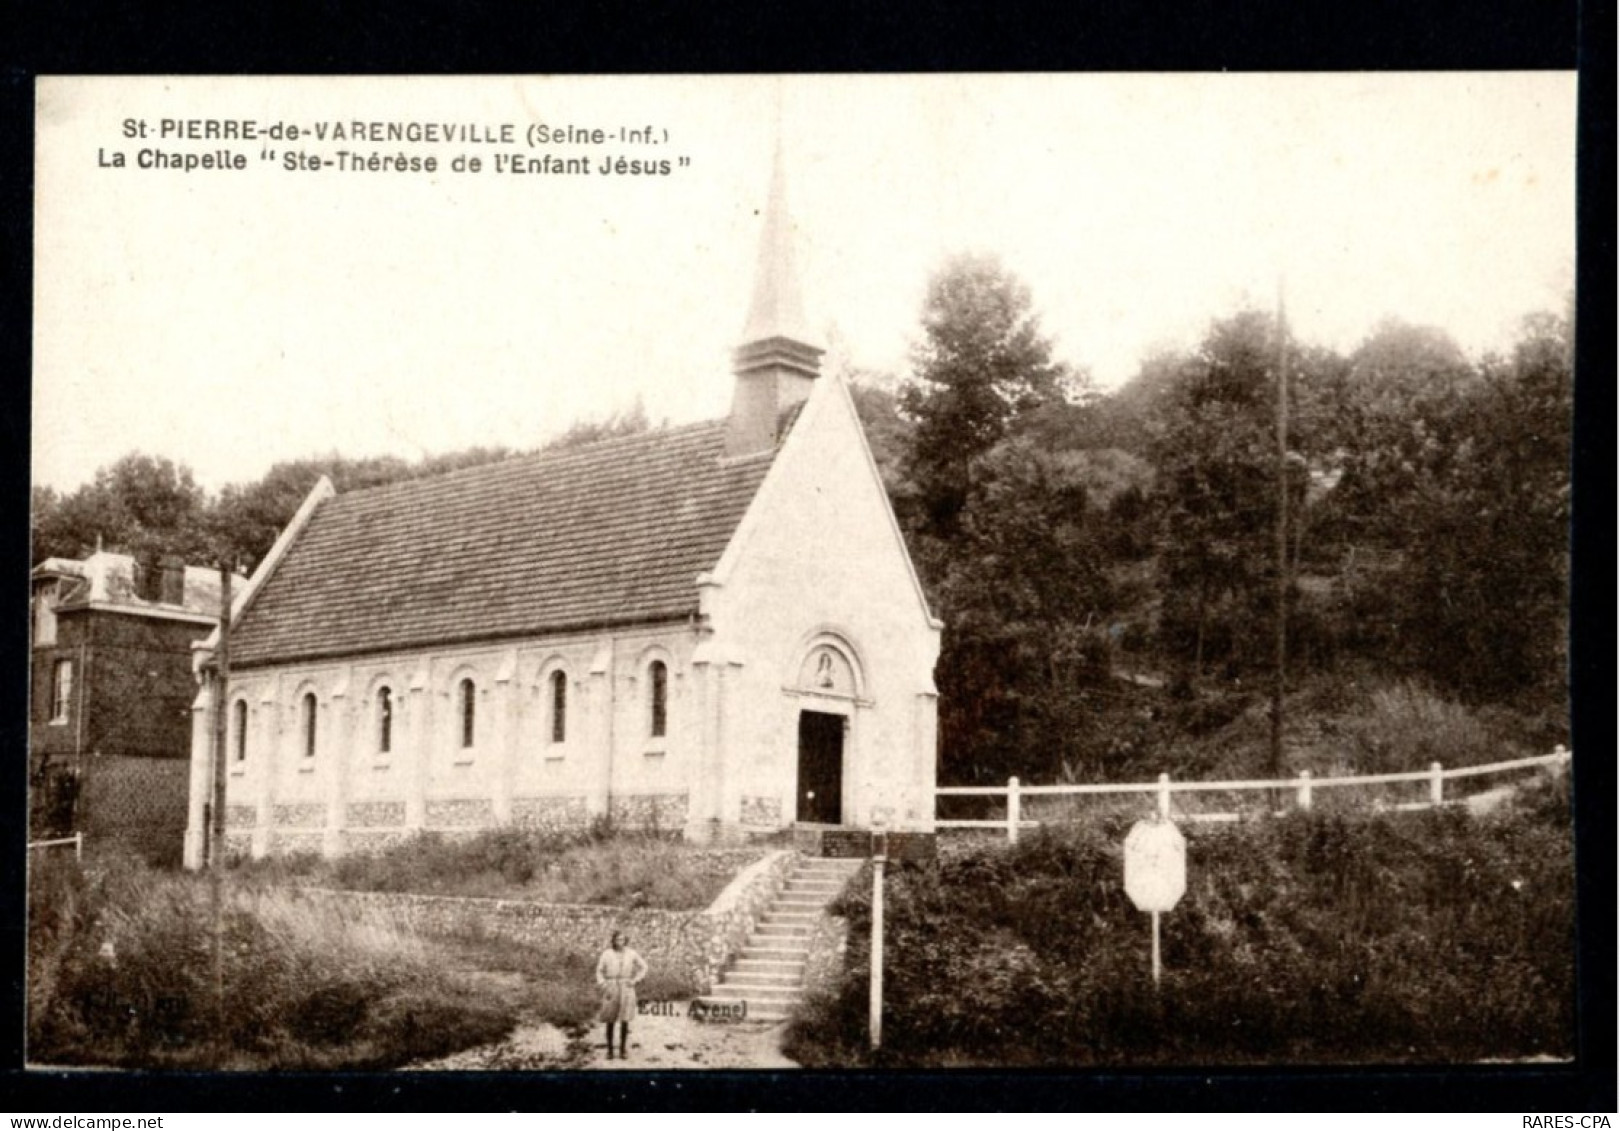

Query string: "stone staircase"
[[700, 854, 863, 1022]]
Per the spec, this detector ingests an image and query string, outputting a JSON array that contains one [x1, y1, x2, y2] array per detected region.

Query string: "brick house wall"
[[30, 606, 214, 858]]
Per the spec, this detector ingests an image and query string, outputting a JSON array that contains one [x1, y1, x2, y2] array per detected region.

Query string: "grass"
[[234, 826, 766, 910], [27, 852, 518, 1070], [787, 796, 1575, 1068]]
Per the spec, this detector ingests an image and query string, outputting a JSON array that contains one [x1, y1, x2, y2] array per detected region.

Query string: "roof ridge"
[[332, 417, 729, 504]]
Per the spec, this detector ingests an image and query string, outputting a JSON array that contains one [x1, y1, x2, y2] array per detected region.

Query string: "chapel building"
[[182, 158, 942, 866]]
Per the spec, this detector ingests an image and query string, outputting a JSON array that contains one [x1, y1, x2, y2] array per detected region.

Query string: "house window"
[[232, 699, 248, 762], [134, 555, 162, 602], [549, 670, 567, 744], [459, 678, 476, 748], [649, 660, 667, 739], [33, 586, 58, 647], [49, 659, 73, 723], [377, 686, 393, 754], [301, 692, 318, 758]]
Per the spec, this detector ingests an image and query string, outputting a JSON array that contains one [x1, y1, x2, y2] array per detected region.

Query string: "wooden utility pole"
[[209, 563, 232, 1061], [1271, 280, 1289, 791]]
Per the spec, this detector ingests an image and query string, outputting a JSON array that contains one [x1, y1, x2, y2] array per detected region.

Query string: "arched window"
[[459, 678, 476, 748], [376, 686, 393, 754], [301, 692, 318, 759], [649, 660, 667, 739], [549, 670, 567, 744], [232, 698, 248, 762]]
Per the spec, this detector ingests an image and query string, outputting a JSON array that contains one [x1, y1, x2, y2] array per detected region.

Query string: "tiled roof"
[[229, 421, 776, 668]]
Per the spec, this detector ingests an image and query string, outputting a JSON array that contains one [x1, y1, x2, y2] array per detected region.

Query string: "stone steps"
[[695, 854, 862, 1022]]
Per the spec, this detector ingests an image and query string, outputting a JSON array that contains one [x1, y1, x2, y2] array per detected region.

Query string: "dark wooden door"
[[797, 711, 844, 824]]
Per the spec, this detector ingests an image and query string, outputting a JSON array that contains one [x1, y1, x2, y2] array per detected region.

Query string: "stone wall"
[[346, 800, 406, 828], [425, 798, 494, 827], [273, 802, 327, 828], [609, 792, 688, 832], [77, 755, 190, 866], [511, 795, 588, 832], [297, 848, 795, 994], [686, 848, 798, 984], [739, 795, 782, 827], [270, 830, 323, 856]]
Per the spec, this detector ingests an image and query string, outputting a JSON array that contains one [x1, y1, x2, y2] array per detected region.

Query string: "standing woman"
[[595, 930, 648, 1060]]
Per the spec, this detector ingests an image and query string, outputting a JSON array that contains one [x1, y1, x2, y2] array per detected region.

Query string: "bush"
[[787, 807, 1574, 1067], [1340, 681, 1495, 773]]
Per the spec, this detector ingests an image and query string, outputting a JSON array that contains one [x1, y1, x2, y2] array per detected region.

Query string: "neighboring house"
[[30, 550, 238, 862], [183, 157, 942, 867]]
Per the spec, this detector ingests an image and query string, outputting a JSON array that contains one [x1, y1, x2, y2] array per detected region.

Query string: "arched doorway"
[[789, 637, 863, 826], [796, 711, 844, 823]]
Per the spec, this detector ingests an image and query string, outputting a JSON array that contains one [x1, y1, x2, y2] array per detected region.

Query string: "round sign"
[[1123, 818, 1187, 912]]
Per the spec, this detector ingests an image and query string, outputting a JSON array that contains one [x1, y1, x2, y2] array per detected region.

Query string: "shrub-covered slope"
[[789, 785, 1574, 1067]]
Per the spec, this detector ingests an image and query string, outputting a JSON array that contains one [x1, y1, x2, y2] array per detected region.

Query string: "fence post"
[[1429, 761, 1444, 808], [1296, 769, 1312, 812], [1157, 773, 1171, 820], [1007, 776, 1021, 845], [75, 831, 83, 864]]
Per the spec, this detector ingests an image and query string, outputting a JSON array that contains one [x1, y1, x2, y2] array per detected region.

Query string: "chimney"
[[726, 143, 824, 457], [160, 555, 186, 605]]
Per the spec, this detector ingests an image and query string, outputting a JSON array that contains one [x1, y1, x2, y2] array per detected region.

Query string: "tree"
[[846, 379, 913, 499], [544, 398, 654, 451], [1086, 347, 1188, 456], [900, 254, 1071, 541], [1389, 310, 1572, 701], [1307, 319, 1476, 556], [211, 454, 406, 570], [933, 438, 1115, 781], [210, 448, 519, 570], [31, 453, 210, 566], [1148, 311, 1309, 681]]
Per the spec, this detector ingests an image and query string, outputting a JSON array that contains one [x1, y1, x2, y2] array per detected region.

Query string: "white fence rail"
[[936, 746, 1571, 844], [27, 832, 84, 862]]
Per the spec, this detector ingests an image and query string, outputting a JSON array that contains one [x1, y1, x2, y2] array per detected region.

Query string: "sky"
[[32, 74, 1576, 493]]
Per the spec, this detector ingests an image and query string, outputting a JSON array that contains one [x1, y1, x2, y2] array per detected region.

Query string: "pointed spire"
[[726, 137, 823, 457], [740, 139, 815, 347]]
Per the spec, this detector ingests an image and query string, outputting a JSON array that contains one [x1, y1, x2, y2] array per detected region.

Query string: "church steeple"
[[726, 144, 824, 457], [740, 142, 814, 345]]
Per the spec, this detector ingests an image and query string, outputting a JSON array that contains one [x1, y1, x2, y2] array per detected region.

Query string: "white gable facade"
[[698, 376, 941, 836]]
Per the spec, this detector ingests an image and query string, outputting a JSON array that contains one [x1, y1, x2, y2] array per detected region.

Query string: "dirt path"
[[579, 1009, 798, 1071], [409, 1002, 798, 1071]]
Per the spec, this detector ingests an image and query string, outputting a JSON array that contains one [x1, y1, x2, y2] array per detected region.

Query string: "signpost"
[[1123, 816, 1186, 989]]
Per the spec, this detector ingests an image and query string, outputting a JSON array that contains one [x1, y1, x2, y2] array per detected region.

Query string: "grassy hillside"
[[27, 853, 518, 1069], [27, 831, 747, 1069]]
